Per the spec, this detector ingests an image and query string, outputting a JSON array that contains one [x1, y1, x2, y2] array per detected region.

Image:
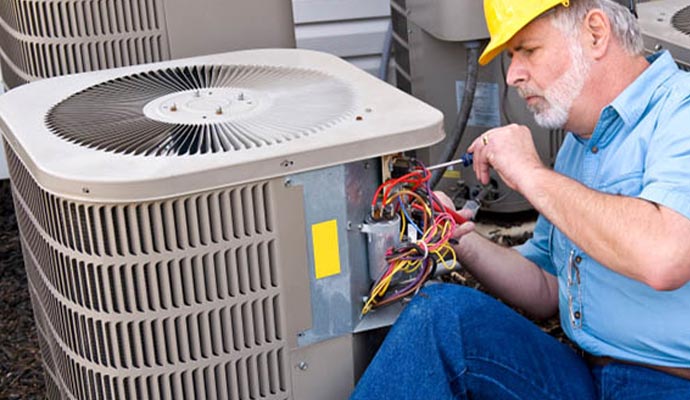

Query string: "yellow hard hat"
[[479, 0, 570, 65]]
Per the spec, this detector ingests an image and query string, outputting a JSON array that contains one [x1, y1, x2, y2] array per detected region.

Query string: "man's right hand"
[[467, 124, 545, 193]]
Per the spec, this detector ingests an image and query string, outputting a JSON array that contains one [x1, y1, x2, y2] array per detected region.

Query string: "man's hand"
[[434, 191, 476, 240], [467, 124, 546, 192]]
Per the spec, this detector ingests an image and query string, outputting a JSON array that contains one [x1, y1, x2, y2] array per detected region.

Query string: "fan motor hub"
[[143, 88, 265, 123]]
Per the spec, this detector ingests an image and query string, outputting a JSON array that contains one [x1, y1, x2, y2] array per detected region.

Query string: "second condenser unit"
[[0, 0, 296, 88], [638, 0, 690, 69]]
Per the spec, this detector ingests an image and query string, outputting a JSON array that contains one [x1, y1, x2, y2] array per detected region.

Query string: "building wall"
[[291, 0, 391, 77]]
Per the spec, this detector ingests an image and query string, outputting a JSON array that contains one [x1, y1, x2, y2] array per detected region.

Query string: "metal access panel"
[[391, 1, 565, 212], [638, 0, 690, 70]]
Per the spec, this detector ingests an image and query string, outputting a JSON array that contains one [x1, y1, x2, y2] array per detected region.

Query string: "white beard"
[[519, 42, 592, 129]]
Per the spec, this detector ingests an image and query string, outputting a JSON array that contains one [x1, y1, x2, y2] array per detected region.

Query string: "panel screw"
[[298, 361, 308, 371]]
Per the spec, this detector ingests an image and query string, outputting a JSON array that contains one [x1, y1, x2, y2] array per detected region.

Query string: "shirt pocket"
[[548, 224, 568, 276], [597, 171, 643, 197]]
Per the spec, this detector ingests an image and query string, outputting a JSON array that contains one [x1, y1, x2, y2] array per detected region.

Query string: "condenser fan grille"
[[672, 5, 690, 36], [45, 64, 355, 156]]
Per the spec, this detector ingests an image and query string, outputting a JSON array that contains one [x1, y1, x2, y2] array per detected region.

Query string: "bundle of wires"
[[361, 159, 458, 316]]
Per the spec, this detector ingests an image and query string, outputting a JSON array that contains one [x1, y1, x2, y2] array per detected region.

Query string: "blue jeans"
[[351, 284, 690, 400]]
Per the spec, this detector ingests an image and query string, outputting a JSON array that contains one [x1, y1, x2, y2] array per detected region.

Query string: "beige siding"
[[292, 0, 391, 76]]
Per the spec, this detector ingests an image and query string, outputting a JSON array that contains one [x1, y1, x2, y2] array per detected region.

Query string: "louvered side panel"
[[0, 0, 170, 87], [5, 142, 294, 400]]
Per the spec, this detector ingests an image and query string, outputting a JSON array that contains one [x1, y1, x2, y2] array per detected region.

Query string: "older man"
[[351, 0, 690, 399]]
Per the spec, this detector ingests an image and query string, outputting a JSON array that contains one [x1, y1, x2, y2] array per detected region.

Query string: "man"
[[351, 0, 690, 398]]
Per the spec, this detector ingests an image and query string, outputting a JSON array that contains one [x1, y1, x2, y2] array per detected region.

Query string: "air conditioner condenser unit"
[[0, 48, 444, 400], [638, 0, 690, 69], [0, 0, 296, 89]]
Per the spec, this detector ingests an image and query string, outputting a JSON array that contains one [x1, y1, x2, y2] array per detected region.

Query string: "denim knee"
[[395, 284, 497, 339], [414, 283, 497, 317]]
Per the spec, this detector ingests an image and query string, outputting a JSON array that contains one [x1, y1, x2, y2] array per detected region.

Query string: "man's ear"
[[583, 9, 611, 59]]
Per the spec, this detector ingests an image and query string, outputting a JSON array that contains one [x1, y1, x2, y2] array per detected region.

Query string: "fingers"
[[470, 133, 492, 185], [453, 221, 475, 239], [476, 153, 492, 185], [433, 190, 455, 210]]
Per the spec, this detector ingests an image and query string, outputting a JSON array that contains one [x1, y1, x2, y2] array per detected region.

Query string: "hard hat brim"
[[479, 1, 568, 66], [479, 39, 508, 66]]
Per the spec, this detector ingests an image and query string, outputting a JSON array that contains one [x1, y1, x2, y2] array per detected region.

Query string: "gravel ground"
[[0, 180, 45, 397], [0, 180, 563, 398]]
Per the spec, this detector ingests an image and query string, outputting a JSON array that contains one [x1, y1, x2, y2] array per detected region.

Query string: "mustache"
[[517, 86, 541, 99]]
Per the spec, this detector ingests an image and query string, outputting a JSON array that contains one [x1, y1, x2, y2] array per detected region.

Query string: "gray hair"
[[550, 0, 644, 56]]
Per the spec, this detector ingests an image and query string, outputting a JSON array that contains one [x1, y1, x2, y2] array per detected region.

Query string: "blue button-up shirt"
[[518, 51, 690, 367]]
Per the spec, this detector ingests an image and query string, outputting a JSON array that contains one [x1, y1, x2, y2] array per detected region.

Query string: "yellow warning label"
[[312, 219, 341, 279]]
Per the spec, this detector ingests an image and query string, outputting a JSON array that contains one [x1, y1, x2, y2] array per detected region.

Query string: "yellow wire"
[[362, 260, 409, 315], [362, 189, 461, 316], [399, 208, 407, 241]]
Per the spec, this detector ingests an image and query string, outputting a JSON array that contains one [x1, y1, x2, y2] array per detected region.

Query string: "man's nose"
[[506, 57, 527, 87]]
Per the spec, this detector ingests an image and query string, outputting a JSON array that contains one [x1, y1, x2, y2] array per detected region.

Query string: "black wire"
[[430, 42, 483, 189], [500, 54, 513, 124]]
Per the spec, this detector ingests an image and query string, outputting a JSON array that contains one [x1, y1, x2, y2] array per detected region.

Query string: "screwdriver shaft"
[[426, 153, 474, 171]]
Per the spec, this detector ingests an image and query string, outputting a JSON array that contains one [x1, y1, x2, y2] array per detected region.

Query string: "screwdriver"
[[426, 153, 474, 171]]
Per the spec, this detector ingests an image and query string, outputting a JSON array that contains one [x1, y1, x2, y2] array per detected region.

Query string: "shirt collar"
[[610, 50, 678, 128], [576, 51, 678, 148]]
